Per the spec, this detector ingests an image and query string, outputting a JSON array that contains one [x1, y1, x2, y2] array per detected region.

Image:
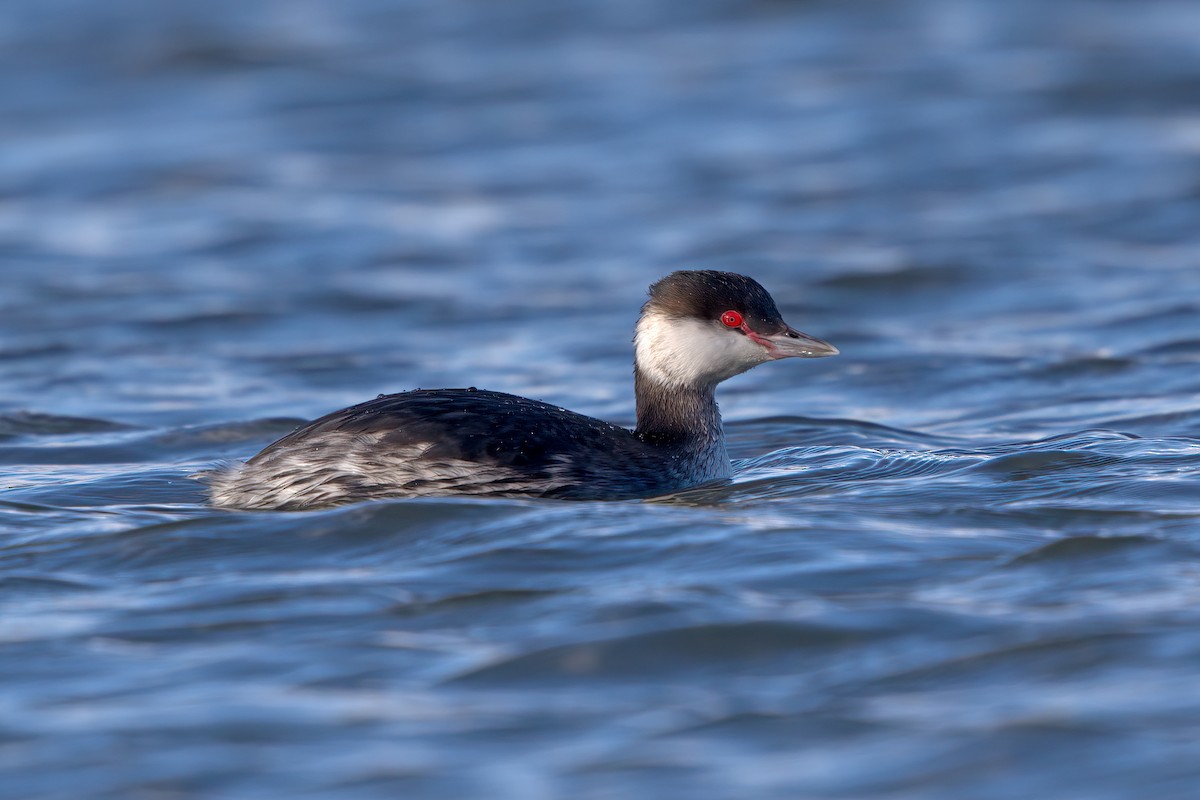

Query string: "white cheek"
[[635, 315, 768, 387]]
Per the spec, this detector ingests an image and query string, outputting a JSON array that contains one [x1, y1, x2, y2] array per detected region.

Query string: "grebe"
[[207, 270, 837, 509]]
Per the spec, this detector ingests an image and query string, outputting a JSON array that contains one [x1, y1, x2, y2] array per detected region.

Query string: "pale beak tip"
[[774, 326, 839, 359]]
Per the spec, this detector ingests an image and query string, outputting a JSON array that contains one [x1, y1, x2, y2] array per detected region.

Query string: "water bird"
[[208, 270, 838, 509]]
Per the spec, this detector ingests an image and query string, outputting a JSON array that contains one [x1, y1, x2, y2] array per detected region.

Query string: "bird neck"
[[633, 368, 724, 450]]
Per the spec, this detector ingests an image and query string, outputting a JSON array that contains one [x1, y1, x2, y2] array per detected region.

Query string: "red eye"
[[720, 310, 743, 328]]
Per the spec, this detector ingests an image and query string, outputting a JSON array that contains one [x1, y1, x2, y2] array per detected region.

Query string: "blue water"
[[3, 0, 1200, 797]]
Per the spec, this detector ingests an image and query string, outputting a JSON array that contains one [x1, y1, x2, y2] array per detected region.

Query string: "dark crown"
[[644, 270, 785, 331]]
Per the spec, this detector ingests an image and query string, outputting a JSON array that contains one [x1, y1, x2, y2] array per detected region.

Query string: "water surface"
[[2, 0, 1200, 797]]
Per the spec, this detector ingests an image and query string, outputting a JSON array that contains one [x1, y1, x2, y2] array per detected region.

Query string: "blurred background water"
[[2, 0, 1200, 797]]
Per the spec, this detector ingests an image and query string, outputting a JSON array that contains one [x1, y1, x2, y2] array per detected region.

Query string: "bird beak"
[[762, 325, 839, 359]]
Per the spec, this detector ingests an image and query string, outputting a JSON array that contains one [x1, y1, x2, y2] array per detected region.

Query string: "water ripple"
[[4, 0, 1200, 796]]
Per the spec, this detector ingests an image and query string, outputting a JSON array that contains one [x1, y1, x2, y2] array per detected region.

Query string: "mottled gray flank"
[[207, 388, 731, 509]]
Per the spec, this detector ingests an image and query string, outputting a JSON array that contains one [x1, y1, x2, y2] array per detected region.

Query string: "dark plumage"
[[228, 389, 700, 506]]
